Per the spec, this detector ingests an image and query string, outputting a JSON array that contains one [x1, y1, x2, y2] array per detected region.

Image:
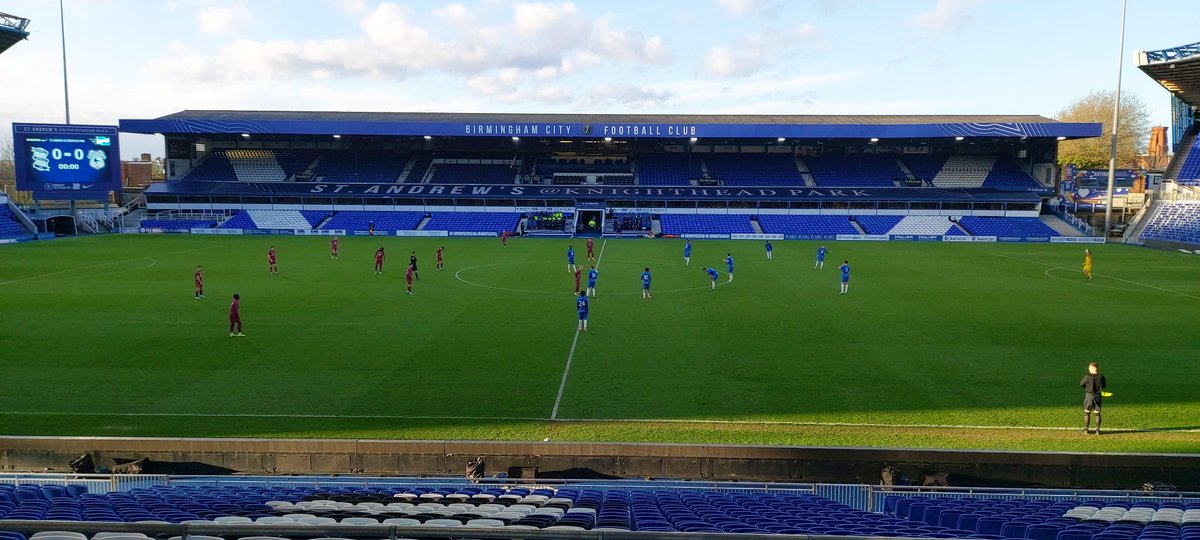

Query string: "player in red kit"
[[268, 246, 278, 275], [586, 237, 595, 261], [374, 247, 385, 274], [229, 293, 244, 337], [573, 267, 582, 294], [330, 236, 339, 259], [405, 264, 414, 295], [436, 246, 444, 271], [194, 265, 205, 300], [501, 230, 509, 246]]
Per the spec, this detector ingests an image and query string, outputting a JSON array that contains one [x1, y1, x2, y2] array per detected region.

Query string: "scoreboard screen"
[[13, 123, 122, 199]]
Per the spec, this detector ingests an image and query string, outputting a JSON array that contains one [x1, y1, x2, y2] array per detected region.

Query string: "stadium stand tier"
[[806, 155, 905, 187], [755, 215, 859, 236], [885, 496, 1200, 540], [985, 158, 1044, 190], [1139, 202, 1200, 245], [218, 210, 329, 230], [659, 214, 754, 235], [854, 215, 965, 236], [637, 153, 700, 186], [181, 150, 318, 183], [138, 219, 217, 231], [1173, 137, 1200, 185], [958, 216, 1061, 238], [319, 211, 424, 233], [0, 206, 31, 239], [423, 212, 520, 233], [704, 153, 804, 186], [427, 163, 519, 184], [3, 481, 1198, 537], [312, 151, 410, 183]]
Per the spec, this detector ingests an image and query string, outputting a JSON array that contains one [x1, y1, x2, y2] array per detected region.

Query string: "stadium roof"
[[1137, 41, 1200, 109], [0, 12, 30, 56], [120, 110, 1101, 140]]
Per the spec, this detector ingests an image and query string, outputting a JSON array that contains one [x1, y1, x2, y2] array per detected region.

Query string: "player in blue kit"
[[765, 241, 773, 261], [641, 267, 652, 299], [839, 260, 851, 294], [566, 245, 576, 273], [705, 267, 720, 290], [683, 239, 692, 266], [815, 245, 828, 269], [724, 253, 734, 283], [576, 291, 589, 332], [586, 266, 598, 297]]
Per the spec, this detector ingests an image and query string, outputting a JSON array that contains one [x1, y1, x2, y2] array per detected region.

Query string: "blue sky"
[[0, 0, 1193, 158]]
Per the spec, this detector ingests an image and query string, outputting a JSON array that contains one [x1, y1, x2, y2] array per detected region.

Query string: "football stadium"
[[3, 3, 1200, 540]]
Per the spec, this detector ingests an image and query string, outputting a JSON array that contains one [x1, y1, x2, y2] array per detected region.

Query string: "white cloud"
[[196, 0, 252, 34], [586, 84, 674, 108], [911, 0, 982, 35], [335, 0, 370, 16], [716, 0, 764, 16], [701, 24, 821, 79], [149, 1, 674, 102]]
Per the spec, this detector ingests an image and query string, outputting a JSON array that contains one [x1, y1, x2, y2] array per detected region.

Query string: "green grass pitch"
[[1, 234, 1199, 454]]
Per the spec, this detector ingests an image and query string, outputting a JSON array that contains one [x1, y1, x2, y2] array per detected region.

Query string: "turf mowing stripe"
[[987, 251, 1200, 300], [0, 411, 548, 421], [550, 238, 607, 420], [0, 246, 221, 286], [4, 410, 1196, 434]]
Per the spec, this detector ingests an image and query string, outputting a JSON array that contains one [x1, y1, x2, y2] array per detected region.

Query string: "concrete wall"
[[1, 437, 1198, 490]]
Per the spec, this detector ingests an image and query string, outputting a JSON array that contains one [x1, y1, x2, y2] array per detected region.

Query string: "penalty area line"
[[550, 238, 606, 420]]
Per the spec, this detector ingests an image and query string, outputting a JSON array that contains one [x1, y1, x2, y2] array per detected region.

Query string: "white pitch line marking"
[[550, 239, 606, 420]]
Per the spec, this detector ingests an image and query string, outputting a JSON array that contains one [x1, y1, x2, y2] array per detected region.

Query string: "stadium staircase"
[[293, 156, 323, 182], [1038, 214, 1084, 237], [416, 215, 431, 230], [750, 217, 764, 234], [847, 217, 867, 235], [894, 158, 917, 183], [795, 157, 817, 186], [651, 216, 662, 235], [396, 156, 419, 183]]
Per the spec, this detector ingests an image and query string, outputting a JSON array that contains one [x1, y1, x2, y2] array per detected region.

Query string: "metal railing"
[[1052, 206, 1095, 236]]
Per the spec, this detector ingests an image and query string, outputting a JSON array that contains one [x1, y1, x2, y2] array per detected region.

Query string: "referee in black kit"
[[1081, 362, 1107, 435]]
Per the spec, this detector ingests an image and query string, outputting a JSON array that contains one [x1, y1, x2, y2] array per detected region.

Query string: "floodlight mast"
[[1104, 0, 1128, 234], [60, 0, 70, 124]]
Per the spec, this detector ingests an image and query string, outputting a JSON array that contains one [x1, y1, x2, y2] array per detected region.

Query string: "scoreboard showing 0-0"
[[13, 123, 122, 200]]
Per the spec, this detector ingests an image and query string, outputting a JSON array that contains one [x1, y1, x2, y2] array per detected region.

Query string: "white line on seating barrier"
[[550, 238, 606, 420]]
